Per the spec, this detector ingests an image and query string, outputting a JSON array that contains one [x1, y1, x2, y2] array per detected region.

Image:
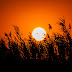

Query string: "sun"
[[32, 27, 46, 41]]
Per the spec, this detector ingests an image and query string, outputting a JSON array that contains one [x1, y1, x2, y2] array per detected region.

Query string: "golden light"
[[32, 27, 46, 41]]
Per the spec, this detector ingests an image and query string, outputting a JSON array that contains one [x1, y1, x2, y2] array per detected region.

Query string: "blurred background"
[[0, 0, 72, 38]]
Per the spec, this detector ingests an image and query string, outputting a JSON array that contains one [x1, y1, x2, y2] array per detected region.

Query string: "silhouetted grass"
[[0, 18, 72, 64]]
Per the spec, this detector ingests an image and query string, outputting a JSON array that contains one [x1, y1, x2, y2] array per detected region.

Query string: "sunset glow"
[[0, 0, 72, 38]]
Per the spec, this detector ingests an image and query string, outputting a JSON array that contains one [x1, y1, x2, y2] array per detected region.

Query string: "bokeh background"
[[0, 0, 72, 38]]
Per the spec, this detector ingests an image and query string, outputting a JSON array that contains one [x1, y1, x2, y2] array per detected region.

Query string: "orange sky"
[[0, 0, 72, 38]]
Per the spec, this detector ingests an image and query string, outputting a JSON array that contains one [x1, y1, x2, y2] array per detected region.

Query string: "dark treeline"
[[0, 18, 72, 64]]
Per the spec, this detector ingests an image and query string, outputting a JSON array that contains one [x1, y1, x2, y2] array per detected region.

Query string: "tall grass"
[[0, 18, 72, 64]]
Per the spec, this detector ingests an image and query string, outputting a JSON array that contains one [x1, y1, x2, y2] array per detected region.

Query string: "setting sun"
[[32, 27, 46, 41]]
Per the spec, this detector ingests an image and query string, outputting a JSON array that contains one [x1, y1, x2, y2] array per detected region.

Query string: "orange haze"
[[0, 0, 72, 39]]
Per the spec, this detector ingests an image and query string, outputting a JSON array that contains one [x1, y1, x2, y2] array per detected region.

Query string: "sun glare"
[[32, 27, 46, 41]]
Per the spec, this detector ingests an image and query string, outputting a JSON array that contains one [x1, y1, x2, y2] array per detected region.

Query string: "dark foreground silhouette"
[[0, 18, 72, 64]]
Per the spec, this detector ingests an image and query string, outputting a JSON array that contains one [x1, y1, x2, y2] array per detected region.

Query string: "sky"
[[0, 0, 72, 38]]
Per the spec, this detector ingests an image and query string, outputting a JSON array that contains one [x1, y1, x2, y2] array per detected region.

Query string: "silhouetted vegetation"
[[0, 18, 72, 64]]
